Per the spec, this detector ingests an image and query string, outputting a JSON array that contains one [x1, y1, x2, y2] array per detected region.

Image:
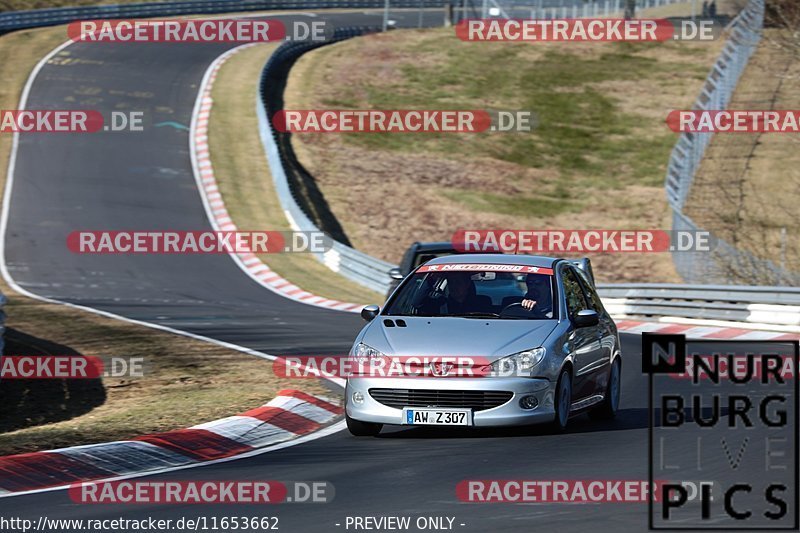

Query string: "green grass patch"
[[330, 34, 709, 187], [444, 189, 581, 217]]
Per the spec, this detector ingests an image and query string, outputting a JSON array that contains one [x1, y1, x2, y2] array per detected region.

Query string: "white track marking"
[[0, 37, 346, 499], [187, 43, 363, 312]]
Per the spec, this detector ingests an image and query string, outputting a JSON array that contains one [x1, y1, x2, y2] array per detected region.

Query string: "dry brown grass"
[[637, 0, 743, 18], [207, 44, 383, 303], [286, 29, 726, 283], [684, 30, 800, 283], [0, 298, 329, 455]]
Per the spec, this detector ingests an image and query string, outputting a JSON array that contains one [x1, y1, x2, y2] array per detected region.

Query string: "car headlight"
[[488, 347, 546, 377], [352, 342, 387, 364]]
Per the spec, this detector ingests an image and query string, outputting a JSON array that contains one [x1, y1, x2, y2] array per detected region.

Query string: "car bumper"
[[345, 376, 557, 427]]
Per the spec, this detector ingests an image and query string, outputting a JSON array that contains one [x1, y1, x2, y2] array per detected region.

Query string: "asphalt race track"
[[2, 10, 682, 533]]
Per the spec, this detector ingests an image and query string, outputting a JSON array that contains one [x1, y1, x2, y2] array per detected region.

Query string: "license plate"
[[402, 408, 472, 426]]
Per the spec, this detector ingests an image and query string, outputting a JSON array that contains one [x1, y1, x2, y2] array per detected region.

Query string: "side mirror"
[[361, 305, 380, 322], [389, 267, 404, 281], [574, 309, 599, 328]]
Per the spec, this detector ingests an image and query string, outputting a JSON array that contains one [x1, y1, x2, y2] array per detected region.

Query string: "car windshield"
[[384, 264, 556, 319]]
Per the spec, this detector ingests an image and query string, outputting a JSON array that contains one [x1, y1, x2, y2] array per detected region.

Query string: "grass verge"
[[207, 43, 384, 304], [286, 28, 727, 283], [0, 27, 329, 456]]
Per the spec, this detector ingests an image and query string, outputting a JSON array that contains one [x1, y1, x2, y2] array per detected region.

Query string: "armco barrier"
[[257, 27, 396, 294], [0, 292, 5, 355], [255, 19, 799, 329], [662, 0, 799, 285], [0, 0, 446, 34], [665, 0, 764, 210], [2, 0, 789, 328], [597, 284, 800, 329]]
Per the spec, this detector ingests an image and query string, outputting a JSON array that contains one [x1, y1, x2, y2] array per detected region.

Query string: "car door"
[[560, 265, 604, 401], [574, 267, 616, 397]]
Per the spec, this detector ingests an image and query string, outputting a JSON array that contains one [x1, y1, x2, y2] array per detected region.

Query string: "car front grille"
[[368, 388, 513, 411]]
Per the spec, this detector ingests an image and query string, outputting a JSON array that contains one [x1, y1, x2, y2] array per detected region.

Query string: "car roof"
[[423, 253, 559, 269]]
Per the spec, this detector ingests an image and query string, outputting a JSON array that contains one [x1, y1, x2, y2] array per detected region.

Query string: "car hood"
[[360, 317, 558, 361]]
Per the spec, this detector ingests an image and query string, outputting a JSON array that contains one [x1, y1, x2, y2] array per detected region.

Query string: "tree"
[[624, 0, 635, 19]]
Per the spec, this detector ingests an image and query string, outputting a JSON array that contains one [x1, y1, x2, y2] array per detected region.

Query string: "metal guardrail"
[[662, 0, 799, 286], [0, 0, 446, 33], [255, 17, 799, 330], [597, 284, 800, 328], [598, 283, 800, 306], [665, 0, 763, 210], [0, 0, 790, 331], [257, 27, 397, 294], [0, 292, 6, 355]]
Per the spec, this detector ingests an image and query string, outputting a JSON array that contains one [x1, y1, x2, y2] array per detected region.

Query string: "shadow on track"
[[0, 328, 105, 433]]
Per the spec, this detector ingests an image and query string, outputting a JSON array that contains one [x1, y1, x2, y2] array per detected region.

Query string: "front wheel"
[[346, 414, 383, 436], [589, 358, 621, 420], [551, 369, 572, 432]]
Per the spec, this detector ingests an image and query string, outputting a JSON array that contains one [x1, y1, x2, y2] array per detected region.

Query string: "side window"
[[574, 268, 605, 314], [561, 267, 589, 319]]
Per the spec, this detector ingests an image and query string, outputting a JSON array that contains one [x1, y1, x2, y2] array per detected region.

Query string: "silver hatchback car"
[[345, 254, 621, 436]]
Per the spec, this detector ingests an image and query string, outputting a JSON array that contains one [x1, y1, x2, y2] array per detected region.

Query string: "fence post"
[[661, 0, 785, 284]]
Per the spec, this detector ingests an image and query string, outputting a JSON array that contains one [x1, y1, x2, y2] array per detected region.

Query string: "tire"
[[346, 414, 383, 437], [552, 368, 572, 432], [589, 357, 621, 420]]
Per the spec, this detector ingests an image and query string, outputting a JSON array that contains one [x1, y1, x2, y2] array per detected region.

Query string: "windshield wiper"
[[454, 312, 502, 319]]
